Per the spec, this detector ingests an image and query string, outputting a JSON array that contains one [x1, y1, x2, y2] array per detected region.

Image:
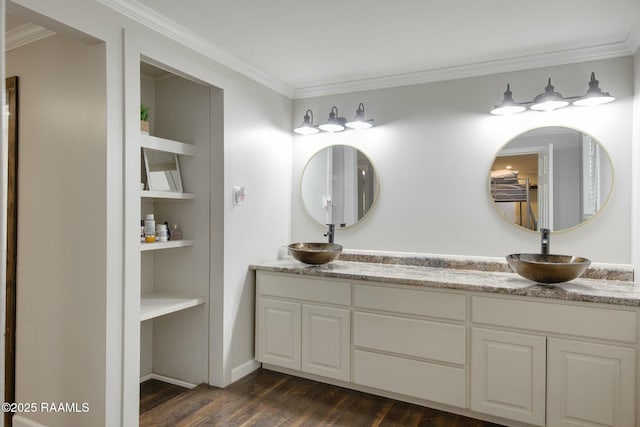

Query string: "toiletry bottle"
[[156, 223, 168, 242], [164, 221, 171, 240], [140, 219, 145, 242], [170, 224, 182, 240], [144, 213, 156, 243]]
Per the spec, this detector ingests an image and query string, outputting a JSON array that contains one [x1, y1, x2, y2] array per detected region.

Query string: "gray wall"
[[634, 48, 640, 272], [292, 56, 633, 263], [6, 0, 294, 425], [7, 34, 107, 426]]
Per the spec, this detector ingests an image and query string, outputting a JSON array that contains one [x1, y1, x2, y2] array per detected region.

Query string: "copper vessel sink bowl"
[[506, 253, 591, 284], [288, 243, 343, 265]]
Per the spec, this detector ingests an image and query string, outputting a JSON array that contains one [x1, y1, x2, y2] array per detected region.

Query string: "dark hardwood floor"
[[140, 369, 504, 426]]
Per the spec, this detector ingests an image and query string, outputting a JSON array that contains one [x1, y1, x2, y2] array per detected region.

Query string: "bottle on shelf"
[[170, 224, 182, 240], [164, 221, 171, 240], [144, 213, 156, 243], [156, 223, 168, 242], [140, 219, 145, 242]]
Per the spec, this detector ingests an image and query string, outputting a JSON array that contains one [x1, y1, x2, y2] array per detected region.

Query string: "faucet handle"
[[540, 227, 550, 255], [324, 224, 335, 243]]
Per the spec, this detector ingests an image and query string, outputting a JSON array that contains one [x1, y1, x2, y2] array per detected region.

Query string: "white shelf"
[[141, 190, 195, 200], [140, 134, 196, 157], [140, 293, 205, 321], [140, 240, 194, 251]]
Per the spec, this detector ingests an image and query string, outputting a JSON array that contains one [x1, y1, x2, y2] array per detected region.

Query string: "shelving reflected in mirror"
[[489, 126, 613, 232], [302, 145, 379, 228]]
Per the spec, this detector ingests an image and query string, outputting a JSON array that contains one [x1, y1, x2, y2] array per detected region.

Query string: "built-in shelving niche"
[[139, 61, 214, 388]]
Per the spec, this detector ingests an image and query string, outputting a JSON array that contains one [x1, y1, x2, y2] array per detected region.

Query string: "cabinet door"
[[301, 304, 350, 381], [256, 298, 301, 370], [471, 328, 546, 426], [547, 338, 636, 427]]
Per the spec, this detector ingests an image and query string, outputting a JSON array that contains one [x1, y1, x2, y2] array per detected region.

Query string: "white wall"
[[5, 1, 293, 426], [7, 34, 107, 426], [633, 48, 640, 273], [293, 57, 633, 264]]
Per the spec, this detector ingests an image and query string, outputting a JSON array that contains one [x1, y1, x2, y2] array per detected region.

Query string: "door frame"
[[497, 144, 554, 230], [4, 75, 17, 427]]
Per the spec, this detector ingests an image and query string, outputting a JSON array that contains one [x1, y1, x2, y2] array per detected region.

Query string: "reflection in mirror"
[[143, 148, 184, 192], [490, 127, 613, 232], [302, 145, 378, 228]]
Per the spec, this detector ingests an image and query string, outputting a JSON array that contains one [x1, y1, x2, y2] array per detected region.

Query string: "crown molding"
[[97, 0, 295, 98], [97, 0, 637, 100], [627, 16, 640, 54], [6, 23, 55, 51], [294, 42, 633, 99]]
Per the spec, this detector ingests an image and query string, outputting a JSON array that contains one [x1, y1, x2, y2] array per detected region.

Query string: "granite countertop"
[[250, 257, 640, 307]]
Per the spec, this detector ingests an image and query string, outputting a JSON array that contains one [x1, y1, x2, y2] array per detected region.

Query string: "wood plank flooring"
[[140, 369, 504, 426]]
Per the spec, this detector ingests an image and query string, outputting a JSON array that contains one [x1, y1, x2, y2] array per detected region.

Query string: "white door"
[[256, 298, 301, 370], [538, 143, 553, 230], [301, 304, 350, 381], [547, 338, 636, 427], [471, 328, 546, 426]]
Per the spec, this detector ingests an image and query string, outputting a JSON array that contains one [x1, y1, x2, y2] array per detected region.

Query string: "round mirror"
[[489, 126, 613, 232], [302, 145, 378, 228]]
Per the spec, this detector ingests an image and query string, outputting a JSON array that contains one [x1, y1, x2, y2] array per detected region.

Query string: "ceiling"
[[7, 1, 640, 98], [117, 0, 640, 96]]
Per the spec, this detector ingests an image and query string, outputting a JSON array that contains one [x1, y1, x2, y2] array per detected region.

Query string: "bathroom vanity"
[[251, 255, 639, 427]]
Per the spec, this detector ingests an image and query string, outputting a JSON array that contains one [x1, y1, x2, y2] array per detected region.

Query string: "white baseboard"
[[231, 359, 261, 383], [139, 373, 197, 389], [13, 415, 48, 427]]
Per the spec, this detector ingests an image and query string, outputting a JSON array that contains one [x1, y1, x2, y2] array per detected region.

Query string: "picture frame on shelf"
[[143, 148, 184, 192]]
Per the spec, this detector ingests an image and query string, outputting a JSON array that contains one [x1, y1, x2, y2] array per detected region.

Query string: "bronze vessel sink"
[[288, 242, 343, 265], [506, 253, 591, 284]]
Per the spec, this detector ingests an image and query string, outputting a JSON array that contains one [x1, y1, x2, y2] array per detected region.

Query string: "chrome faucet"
[[540, 228, 550, 255], [324, 224, 335, 244]]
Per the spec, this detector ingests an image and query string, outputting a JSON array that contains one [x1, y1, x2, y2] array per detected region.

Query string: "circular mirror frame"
[[301, 144, 380, 229], [488, 126, 615, 234]]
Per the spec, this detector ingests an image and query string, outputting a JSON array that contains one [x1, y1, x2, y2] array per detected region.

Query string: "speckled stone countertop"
[[250, 254, 640, 307]]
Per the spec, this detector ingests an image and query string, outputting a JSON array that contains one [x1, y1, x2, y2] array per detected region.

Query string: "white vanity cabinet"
[[471, 296, 638, 427], [470, 328, 547, 425], [547, 338, 636, 427], [255, 272, 351, 381], [256, 298, 301, 370], [254, 268, 640, 427], [352, 283, 467, 408]]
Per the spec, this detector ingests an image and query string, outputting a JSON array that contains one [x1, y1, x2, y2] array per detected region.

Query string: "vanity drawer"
[[354, 284, 465, 321], [257, 272, 350, 306], [353, 312, 466, 365], [472, 296, 637, 343], [353, 349, 466, 408]]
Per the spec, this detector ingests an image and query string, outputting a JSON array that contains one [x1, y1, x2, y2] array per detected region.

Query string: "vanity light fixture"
[[490, 72, 615, 115], [490, 84, 526, 115], [345, 103, 374, 129], [530, 78, 569, 112], [293, 109, 320, 135], [295, 103, 374, 135], [319, 106, 346, 132], [573, 72, 615, 106]]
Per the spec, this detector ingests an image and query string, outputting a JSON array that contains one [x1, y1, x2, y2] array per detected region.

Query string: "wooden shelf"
[[141, 190, 195, 200], [140, 293, 205, 321], [140, 240, 194, 251], [140, 134, 196, 157]]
